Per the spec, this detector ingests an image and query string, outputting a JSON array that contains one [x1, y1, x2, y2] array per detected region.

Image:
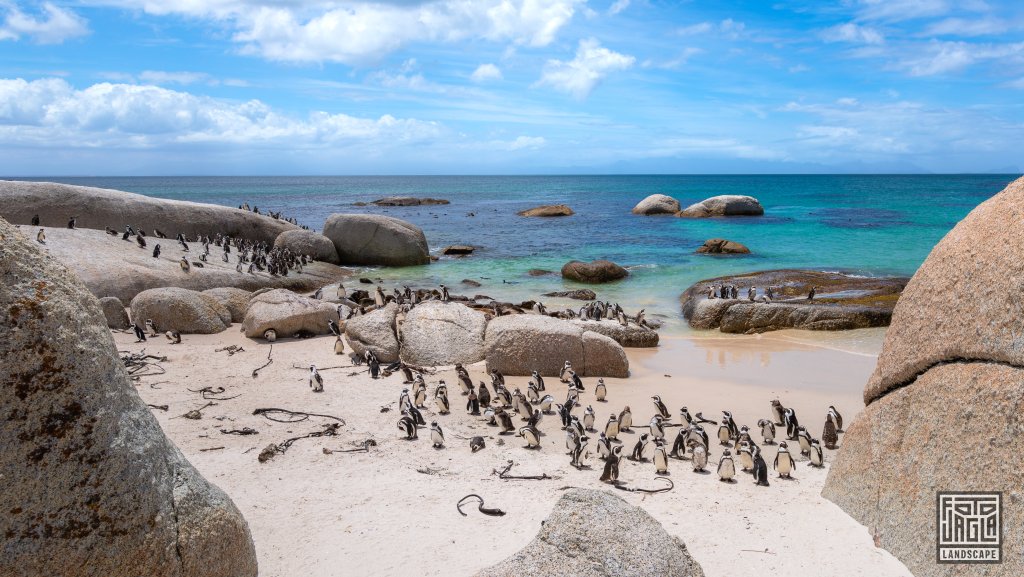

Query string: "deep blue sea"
[[16, 175, 1017, 333]]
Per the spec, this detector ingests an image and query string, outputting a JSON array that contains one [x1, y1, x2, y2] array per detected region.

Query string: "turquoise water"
[[16, 175, 1016, 332]]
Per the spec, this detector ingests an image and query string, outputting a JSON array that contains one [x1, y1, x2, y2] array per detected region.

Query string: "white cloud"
[[537, 38, 635, 100], [0, 77, 442, 148], [139, 70, 213, 85], [642, 47, 702, 70], [608, 0, 629, 16], [898, 40, 1024, 76], [0, 1, 88, 44], [836, 97, 859, 106], [820, 23, 885, 45], [471, 63, 503, 82], [673, 22, 712, 36], [856, 0, 951, 22], [507, 135, 546, 150], [924, 17, 1009, 37], [672, 19, 745, 39], [90, 0, 583, 64]]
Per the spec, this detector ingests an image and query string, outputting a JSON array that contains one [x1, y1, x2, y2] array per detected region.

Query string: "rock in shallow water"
[[542, 289, 597, 300], [0, 216, 258, 577], [631, 193, 681, 215], [517, 204, 574, 217], [561, 260, 629, 284], [475, 489, 704, 577], [371, 196, 449, 206], [323, 213, 430, 267], [677, 194, 763, 218], [695, 238, 750, 254]]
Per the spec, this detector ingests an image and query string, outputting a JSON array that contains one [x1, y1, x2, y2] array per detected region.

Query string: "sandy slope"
[[115, 326, 911, 577]]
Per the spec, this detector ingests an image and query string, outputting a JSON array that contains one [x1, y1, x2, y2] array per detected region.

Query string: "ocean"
[[15, 174, 1016, 336]]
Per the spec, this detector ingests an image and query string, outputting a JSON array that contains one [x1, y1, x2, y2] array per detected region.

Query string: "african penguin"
[[717, 449, 736, 482]]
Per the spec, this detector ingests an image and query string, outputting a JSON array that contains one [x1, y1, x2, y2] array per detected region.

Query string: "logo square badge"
[[936, 491, 1002, 564]]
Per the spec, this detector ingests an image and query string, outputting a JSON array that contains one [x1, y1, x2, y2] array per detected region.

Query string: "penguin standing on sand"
[[653, 440, 669, 475], [757, 418, 776, 445], [434, 382, 450, 414], [31, 215, 39, 226], [430, 422, 445, 448], [570, 435, 589, 468], [828, 405, 844, 432], [600, 445, 623, 483], [152, 244, 161, 258], [753, 450, 770, 486], [774, 441, 796, 478], [136, 234, 146, 249], [619, 406, 633, 432], [770, 399, 786, 426], [692, 444, 708, 472], [457, 370, 474, 395], [413, 383, 427, 409], [783, 407, 800, 440], [670, 427, 689, 459], [737, 442, 754, 472], [604, 413, 620, 441], [596, 432, 611, 461], [652, 395, 671, 420], [130, 323, 147, 343], [328, 319, 341, 336], [650, 415, 665, 441], [527, 382, 540, 403], [718, 422, 732, 446], [569, 370, 584, 392], [594, 378, 607, 401], [583, 405, 596, 431], [466, 387, 480, 415], [334, 336, 345, 355], [722, 410, 739, 439], [532, 370, 545, 392], [67, 217, 76, 229], [796, 426, 812, 457], [366, 350, 380, 379], [145, 319, 158, 337], [398, 415, 417, 439], [822, 418, 839, 450], [679, 407, 693, 426], [519, 426, 541, 449], [309, 365, 324, 393], [629, 433, 650, 462], [477, 382, 491, 409], [35, 229, 45, 244], [559, 361, 573, 383], [537, 394, 554, 414], [495, 409, 515, 434], [809, 438, 825, 467], [717, 449, 736, 482], [179, 257, 190, 273]]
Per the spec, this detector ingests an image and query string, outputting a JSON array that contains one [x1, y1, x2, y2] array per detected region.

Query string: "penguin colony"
[[706, 283, 819, 303]]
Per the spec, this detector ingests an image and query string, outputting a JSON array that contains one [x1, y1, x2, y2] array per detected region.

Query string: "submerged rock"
[[528, 269, 554, 276], [461, 279, 482, 287], [823, 176, 1024, 577], [517, 204, 574, 217], [561, 260, 629, 284], [130, 287, 232, 334], [0, 216, 258, 577], [695, 238, 750, 254], [677, 195, 763, 218], [631, 193, 681, 215], [484, 315, 628, 377], [443, 245, 475, 255], [323, 213, 430, 267], [475, 489, 704, 577], [400, 301, 488, 366], [542, 289, 597, 300], [371, 196, 449, 206]]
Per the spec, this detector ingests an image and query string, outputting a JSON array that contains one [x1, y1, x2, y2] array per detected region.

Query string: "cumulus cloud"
[[507, 135, 546, 150], [88, 0, 583, 64], [820, 23, 885, 45], [537, 38, 635, 100], [471, 63, 503, 82], [0, 1, 89, 44], [0, 77, 442, 148]]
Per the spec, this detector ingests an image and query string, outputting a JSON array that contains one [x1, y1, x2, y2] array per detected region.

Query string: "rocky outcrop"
[[442, 245, 475, 255], [130, 287, 232, 334], [371, 196, 449, 206], [542, 289, 597, 300], [517, 204, 574, 217], [570, 319, 659, 347], [475, 489, 704, 577], [30, 227, 349, 303], [241, 289, 340, 339], [99, 296, 130, 329], [695, 238, 750, 254], [0, 216, 257, 577], [484, 315, 629, 377], [202, 287, 252, 323], [631, 194, 681, 215], [322, 213, 430, 266], [399, 301, 487, 366], [680, 269, 907, 333], [822, 176, 1024, 577], [0, 179, 294, 243], [561, 260, 629, 284], [273, 230, 340, 264], [677, 195, 763, 218], [345, 302, 400, 362]]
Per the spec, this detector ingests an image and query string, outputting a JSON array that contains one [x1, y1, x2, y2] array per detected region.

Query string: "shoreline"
[[117, 322, 907, 577]]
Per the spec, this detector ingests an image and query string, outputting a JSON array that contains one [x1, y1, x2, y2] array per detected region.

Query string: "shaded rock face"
[[130, 287, 232, 334], [678, 195, 763, 218], [345, 302, 400, 362], [561, 260, 629, 284], [569, 319, 659, 348], [475, 489, 705, 577], [241, 289, 340, 339], [695, 238, 750, 254], [631, 194, 681, 215], [517, 204, 574, 217], [371, 196, 449, 206], [399, 301, 487, 366], [202, 287, 252, 323], [322, 213, 430, 267], [0, 179, 294, 243], [443, 245, 475, 255], [543, 289, 597, 300], [99, 296, 130, 329], [484, 315, 629, 377], [29, 227, 349, 303], [273, 230, 340, 264], [680, 269, 907, 333], [0, 216, 258, 577], [822, 176, 1024, 577]]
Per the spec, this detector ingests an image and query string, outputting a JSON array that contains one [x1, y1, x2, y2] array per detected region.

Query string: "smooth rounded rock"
[[631, 194, 681, 215], [241, 289, 340, 339], [130, 287, 231, 334], [484, 315, 629, 377], [517, 204, 574, 217], [322, 213, 430, 267], [561, 260, 628, 284], [570, 319, 659, 347], [99, 296, 130, 329], [677, 195, 763, 218], [400, 301, 487, 366], [273, 230, 340, 264], [203, 287, 253, 323], [344, 302, 400, 362], [695, 238, 751, 254], [0, 216, 258, 577]]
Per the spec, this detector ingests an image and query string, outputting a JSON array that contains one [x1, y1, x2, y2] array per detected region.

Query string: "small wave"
[[625, 263, 658, 270]]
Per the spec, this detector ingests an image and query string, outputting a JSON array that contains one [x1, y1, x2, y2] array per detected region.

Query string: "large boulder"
[[517, 204, 574, 217], [345, 302, 400, 362], [561, 260, 629, 284], [484, 315, 629, 377], [99, 296, 130, 329], [680, 269, 907, 333], [695, 238, 750, 254], [822, 176, 1024, 577], [677, 195, 763, 218], [570, 319, 659, 348], [399, 301, 487, 366], [273, 230, 340, 264], [370, 196, 449, 206], [130, 287, 231, 334], [475, 489, 705, 577], [241, 289, 340, 339], [28, 227, 349, 303], [0, 179, 293, 242], [0, 216, 257, 577], [202, 287, 252, 323], [542, 289, 597, 300], [322, 213, 430, 266], [631, 194, 680, 215]]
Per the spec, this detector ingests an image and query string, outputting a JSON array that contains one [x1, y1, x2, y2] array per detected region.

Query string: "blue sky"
[[0, 0, 1022, 175]]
